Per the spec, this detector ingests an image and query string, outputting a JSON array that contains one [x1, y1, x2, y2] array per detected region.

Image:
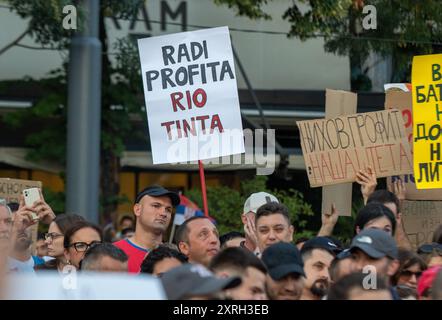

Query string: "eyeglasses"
[[400, 270, 423, 279], [68, 241, 102, 252], [44, 232, 63, 241], [417, 243, 442, 255]]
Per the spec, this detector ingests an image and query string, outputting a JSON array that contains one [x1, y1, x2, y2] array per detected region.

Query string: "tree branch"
[[15, 43, 57, 51], [0, 28, 30, 55]]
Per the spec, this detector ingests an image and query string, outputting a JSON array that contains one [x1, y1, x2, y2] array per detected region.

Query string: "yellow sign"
[[412, 54, 442, 189]]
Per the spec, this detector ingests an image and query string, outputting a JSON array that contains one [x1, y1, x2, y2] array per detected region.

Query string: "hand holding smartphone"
[[22, 187, 41, 221]]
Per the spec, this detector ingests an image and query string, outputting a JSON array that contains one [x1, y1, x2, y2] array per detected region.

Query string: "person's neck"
[[130, 227, 163, 251], [189, 257, 209, 268], [10, 248, 31, 262], [300, 288, 321, 300]]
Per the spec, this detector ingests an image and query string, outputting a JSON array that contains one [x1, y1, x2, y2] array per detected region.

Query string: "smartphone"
[[22, 188, 41, 221]]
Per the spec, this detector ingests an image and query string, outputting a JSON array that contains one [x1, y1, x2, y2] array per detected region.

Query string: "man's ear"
[[241, 215, 247, 225], [178, 241, 190, 256], [355, 226, 361, 234], [289, 225, 295, 239], [133, 203, 142, 218]]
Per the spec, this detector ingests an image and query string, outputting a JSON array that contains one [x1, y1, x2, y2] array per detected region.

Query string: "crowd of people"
[[0, 166, 441, 300]]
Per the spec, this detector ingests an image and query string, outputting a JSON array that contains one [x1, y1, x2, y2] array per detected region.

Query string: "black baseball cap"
[[301, 236, 342, 256], [350, 228, 398, 259], [336, 248, 352, 260], [261, 242, 305, 280], [135, 185, 180, 207], [161, 263, 241, 300]]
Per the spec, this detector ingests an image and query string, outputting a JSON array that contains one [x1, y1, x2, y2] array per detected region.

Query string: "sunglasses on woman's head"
[[417, 243, 442, 255]]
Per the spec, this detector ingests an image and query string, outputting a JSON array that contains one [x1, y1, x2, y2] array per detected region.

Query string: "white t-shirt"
[[8, 257, 38, 273]]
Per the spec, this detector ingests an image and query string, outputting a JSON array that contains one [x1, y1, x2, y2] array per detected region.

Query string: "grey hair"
[[0, 198, 12, 216]]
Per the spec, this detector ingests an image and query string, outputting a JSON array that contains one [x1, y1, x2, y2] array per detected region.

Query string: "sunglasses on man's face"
[[417, 243, 442, 255]]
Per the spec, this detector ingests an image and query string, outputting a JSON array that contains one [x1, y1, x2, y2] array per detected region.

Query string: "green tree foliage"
[[213, 0, 271, 19], [186, 176, 315, 240], [216, 0, 442, 88], [1, 0, 144, 222], [2, 71, 67, 164]]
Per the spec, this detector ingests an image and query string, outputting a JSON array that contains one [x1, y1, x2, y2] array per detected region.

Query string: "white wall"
[[0, 0, 350, 90]]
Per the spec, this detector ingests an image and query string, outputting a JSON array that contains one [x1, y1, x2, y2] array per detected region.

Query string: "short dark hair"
[[354, 203, 397, 235], [121, 227, 135, 238], [174, 216, 209, 245], [63, 221, 103, 249], [6, 202, 19, 213], [140, 244, 188, 274], [81, 243, 128, 270], [301, 247, 334, 263], [391, 248, 427, 286], [53, 213, 85, 234], [119, 215, 134, 226], [328, 272, 389, 300], [209, 247, 267, 275], [433, 224, 442, 244], [219, 231, 244, 248], [295, 237, 310, 245], [367, 190, 400, 213], [37, 232, 45, 241], [255, 202, 291, 225]]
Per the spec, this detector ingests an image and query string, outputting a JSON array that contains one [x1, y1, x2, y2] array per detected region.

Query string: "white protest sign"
[[138, 26, 245, 164], [7, 272, 166, 300]]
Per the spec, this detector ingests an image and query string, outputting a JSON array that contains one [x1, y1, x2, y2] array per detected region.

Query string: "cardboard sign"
[[7, 272, 166, 300], [321, 89, 357, 217], [401, 200, 442, 249], [138, 26, 244, 164], [411, 54, 442, 189], [0, 178, 42, 203], [297, 110, 413, 187], [0, 178, 42, 254], [385, 90, 442, 200]]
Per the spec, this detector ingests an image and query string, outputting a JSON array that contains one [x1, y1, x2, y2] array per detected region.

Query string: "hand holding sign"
[[356, 166, 377, 204], [318, 203, 339, 236], [389, 179, 406, 202]]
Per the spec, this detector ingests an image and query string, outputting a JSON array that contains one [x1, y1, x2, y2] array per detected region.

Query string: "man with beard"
[[7, 199, 54, 273], [8, 228, 44, 273], [114, 185, 180, 273], [300, 237, 341, 300], [349, 228, 400, 299]]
